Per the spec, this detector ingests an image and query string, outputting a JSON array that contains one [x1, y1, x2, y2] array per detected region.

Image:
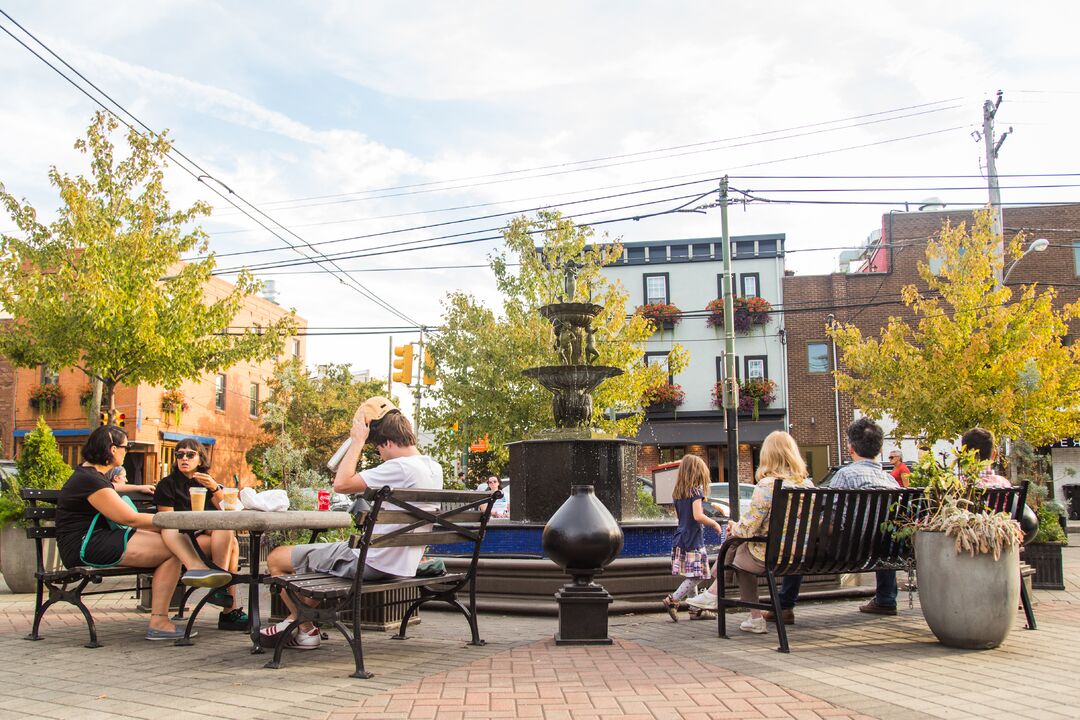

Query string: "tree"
[[0, 112, 296, 418], [247, 360, 392, 484], [829, 209, 1080, 446], [0, 417, 71, 527], [424, 211, 688, 476]]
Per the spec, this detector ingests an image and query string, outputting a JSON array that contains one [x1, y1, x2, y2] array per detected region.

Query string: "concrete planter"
[[1, 525, 59, 593], [915, 530, 1019, 649]]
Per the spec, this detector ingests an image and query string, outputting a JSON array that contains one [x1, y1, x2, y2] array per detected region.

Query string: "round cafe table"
[[153, 510, 353, 652]]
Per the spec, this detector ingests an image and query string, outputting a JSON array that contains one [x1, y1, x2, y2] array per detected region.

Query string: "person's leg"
[[209, 530, 241, 608], [875, 570, 897, 608], [120, 530, 180, 632], [778, 575, 803, 609], [266, 545, 299, 617]]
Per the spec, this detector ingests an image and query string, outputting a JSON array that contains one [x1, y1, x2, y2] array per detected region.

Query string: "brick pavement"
[[0, 546, 1077, 719]]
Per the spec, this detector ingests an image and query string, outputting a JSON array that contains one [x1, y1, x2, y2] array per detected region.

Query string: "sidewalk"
[[0, 546, 1077, 719]]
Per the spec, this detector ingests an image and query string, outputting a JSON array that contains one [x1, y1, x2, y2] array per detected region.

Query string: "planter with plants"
[[1025, 502, 1067, 590], [160, 388, 190, 426], [635, 302, 682, 331], [644, 382, 684, 411], [896, 450, 1024, 649], [705, 296, 772, 333], [0, 417, 72, 592], [28, 383, 64, 413], [710, 378, 777, 420]]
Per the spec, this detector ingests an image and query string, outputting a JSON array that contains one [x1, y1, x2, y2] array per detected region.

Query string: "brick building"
[[600, 235, 788, 485], [784, 203, 1080, 482], [1, 275, 305, 484]]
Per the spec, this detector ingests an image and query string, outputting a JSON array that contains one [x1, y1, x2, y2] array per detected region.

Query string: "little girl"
[[663, 454, 725, 621]]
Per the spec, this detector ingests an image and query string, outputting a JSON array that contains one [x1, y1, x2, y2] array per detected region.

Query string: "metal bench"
[[265, 485, 499, 678], [714, 480, 1035, 652]]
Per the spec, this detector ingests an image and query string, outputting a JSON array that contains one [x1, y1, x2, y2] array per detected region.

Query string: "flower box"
[[635, 303, 682, 330], [706, 296, 772, 332], [28, 384, 64, 412], [644, 382, 684, 409]]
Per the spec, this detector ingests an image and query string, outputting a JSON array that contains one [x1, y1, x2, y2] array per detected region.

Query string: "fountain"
[[509, 261, 639, 523]]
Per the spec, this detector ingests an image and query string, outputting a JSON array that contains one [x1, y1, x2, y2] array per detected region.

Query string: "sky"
[[1, 1, 1079, 393]]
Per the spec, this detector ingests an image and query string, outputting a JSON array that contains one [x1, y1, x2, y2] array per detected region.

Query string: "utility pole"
[[719, 177, 741, 522], [982, 90, 1012, 287], [415, 328, 425, 433], [386, 336, 393, 396]]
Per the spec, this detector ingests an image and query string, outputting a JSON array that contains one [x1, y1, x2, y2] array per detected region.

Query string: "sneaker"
[[686, 590, 717, 610], [859, 599, 898, 616], [206, 588, 233, 608], [259, 618, 296, 642], [662, 596, 679, 622], [218, 608, 250, 632], [688, 608, 716, 621], [740, 616, 767, 634], [763, 608, 795, 625], [284, 627, 321, 651], [181, 569, 232, 589], [145, 627, 198, 641]]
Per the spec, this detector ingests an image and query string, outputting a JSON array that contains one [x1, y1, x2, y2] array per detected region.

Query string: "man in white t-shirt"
[[260, 398, 443, 650]]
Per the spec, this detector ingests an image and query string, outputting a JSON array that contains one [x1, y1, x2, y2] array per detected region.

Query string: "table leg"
[[248, 531, 264, 654]]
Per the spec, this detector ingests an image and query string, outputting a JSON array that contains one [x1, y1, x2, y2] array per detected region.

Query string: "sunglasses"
[[114, 443, 129, 450], [175, 450, 199, 460]]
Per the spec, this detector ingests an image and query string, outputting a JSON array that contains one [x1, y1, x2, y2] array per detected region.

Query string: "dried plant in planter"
[[919, 495, 1023, 559]]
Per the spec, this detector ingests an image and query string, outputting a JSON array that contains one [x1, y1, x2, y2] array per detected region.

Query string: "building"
[[1, 275, 305, 484], [601, 235, 788, 484], [784, 203, 1080, 486]]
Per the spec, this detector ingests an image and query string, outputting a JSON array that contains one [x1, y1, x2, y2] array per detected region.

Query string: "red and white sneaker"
[[285, 627, 321, 651]]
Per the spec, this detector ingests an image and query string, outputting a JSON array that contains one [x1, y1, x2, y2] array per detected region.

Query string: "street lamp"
[[1002, 238, 1049, 283]]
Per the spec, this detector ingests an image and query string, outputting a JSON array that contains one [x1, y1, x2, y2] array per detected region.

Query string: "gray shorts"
[[290, 542, 398, 581]]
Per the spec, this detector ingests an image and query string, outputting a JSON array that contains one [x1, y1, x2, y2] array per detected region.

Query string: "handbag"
[[79, 495, 139, 567]]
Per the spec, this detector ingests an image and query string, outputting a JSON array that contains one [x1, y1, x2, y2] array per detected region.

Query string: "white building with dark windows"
[[601, 234, 788, 484]]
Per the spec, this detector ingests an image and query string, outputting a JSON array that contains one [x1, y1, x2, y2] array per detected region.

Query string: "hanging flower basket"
[[635, 303, 682, 330], [705, 296, 772, 332], [740, 378, 776, 420], [28, 383, 64, 413], [644, 382, 685, 410], [79, 387, 94, 408], [161, 389, 189, 425]]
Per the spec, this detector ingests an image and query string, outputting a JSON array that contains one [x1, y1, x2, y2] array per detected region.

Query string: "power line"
[[0, 10, 420, 328]]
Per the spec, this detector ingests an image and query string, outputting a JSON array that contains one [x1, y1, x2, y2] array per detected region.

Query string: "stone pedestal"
[[554, 581, 614, 645], [508, 437, 639, 523]]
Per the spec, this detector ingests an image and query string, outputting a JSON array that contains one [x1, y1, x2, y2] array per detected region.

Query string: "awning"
[[161, 431, 217, 446], [14, 428, 91, 438], [635, 418, 785, 446]]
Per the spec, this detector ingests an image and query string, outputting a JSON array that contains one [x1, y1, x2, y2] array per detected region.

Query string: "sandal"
[[662, 595, 679, 622]]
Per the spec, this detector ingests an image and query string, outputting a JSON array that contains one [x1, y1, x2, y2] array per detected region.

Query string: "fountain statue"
[[509, 259, 639, 523]]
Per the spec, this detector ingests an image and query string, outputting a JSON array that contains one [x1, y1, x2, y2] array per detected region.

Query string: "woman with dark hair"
[[154, 438, 248, 630], [55, 426, 231, 641]]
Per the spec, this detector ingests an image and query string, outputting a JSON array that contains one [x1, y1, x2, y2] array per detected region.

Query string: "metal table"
[[153, 510, 353, 652]]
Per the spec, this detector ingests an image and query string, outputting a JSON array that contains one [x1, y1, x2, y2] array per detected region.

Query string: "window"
[[740, 273, 760, 298], [39, 365, 60, 385], [249, 383, 259, 417], [692, 243, 710, 260], [744, 356, 768, 380], [1074, 241, 1080, 276], [659, 447, 686, 464], [670, 244, 688, 260], [642, 273, 669, 305], [292, 339, 301, 358], [715, 355, 740, 382], [808, 343, 830, 373], [716, 272, 735, 298], [735, 240, 755, 257], [645, 352, 673, 383], [626, 246, 645, 263], [215, 374, 226, 411], [758, 239, 777, 254]]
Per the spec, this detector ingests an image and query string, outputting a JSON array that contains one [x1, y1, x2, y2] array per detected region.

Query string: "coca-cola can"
[[317, 489, 331, 511]]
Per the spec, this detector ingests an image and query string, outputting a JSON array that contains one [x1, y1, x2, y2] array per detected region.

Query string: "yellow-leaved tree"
[[828, 209, 1080, 445]]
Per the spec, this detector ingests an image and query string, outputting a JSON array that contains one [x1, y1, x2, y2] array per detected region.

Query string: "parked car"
[[818, 462, 894, 487], [703, 482, 757, 519], [0, 459, 18, 492]]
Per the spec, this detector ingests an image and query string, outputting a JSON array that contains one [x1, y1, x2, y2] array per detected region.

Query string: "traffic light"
[[392, 343, 414, 384], [116, 413, 126, 428], [422, 349, 436, 385], [99, 411, 109, 426]]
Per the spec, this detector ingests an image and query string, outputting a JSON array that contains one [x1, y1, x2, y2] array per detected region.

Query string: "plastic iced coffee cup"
[[221, 487, 239, 511], [189, 487, 207, 511]]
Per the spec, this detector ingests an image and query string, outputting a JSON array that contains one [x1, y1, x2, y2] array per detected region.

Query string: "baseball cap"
[[358, 396, 398, 422]]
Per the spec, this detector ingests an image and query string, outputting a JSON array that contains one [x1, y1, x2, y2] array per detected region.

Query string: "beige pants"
[[728, 543, 766, 604]]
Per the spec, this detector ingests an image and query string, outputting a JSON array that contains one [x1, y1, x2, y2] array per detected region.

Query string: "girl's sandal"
[[662, 595, 679, 622]]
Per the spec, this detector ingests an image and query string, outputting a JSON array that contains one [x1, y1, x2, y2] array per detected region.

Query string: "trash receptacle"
[[1064, 484, 1080, 521]]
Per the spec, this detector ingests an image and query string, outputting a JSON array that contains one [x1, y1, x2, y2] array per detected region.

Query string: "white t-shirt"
[[361, 455, 443, 577]]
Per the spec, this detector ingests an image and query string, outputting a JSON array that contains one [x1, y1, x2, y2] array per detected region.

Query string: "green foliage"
[[0, 417, 71, 528], [1032, 503, 1068, 545], [635, 483, 667, 519], [424, 211, 688, 471], [0, 112, 296, 412], [247, 360, 396, 486], [829, 209, 1080, 446]]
